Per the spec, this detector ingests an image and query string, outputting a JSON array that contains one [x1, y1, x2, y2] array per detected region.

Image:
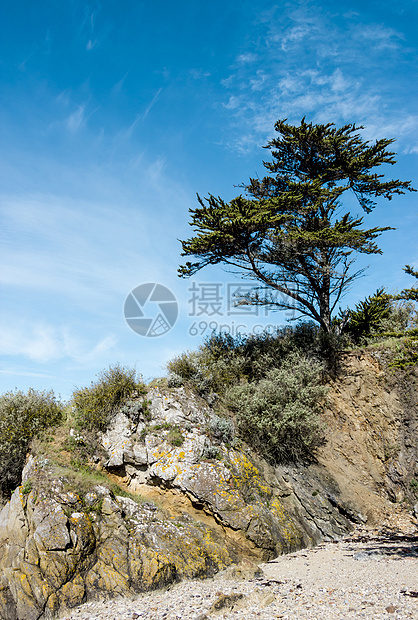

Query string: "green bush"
[[376, 300, 417, 335], [167, 426, 184, 447], [167, 341, 245, 398], [226, 352, 327, 463], [166, 327, 332, 463], [72, 364, 145, 432], [167, 324, 339, 398], [388, 266, 418, 368], [206, 415, 234, 444], [344, 289, 392, 344], [0, 389, 63, 497]]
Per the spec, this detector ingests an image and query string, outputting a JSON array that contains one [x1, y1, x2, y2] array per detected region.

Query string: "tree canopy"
[[179, 119, 415, 333], [396, 265, 418, 303]]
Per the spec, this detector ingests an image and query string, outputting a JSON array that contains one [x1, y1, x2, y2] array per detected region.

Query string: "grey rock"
[[32, 499, 71, 551]]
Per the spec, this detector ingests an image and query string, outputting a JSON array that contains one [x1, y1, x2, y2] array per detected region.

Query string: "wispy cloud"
[[66, 104, 86, 132], [119, 88, 163, 139], [142, 87, 163, 120], [78, 5, 103, 51], [354, 23, 404, 50], [189, 68, 211, 80], [236, 53, 257, 64], [0, 368, 64, 381], [217, 7, 418, 153], [0, 323, 117, 364], [0, 194, 158, 306], [111, 72, 130, 96], [279, 24, 317, 52]]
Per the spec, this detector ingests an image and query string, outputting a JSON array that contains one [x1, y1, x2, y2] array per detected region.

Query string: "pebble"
[[60, 534, 418, 620]]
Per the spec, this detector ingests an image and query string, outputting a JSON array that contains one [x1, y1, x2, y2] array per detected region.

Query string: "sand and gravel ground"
[[61, 530, 418, 620]]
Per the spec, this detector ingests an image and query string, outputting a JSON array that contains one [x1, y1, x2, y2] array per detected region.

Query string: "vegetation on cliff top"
[[0, 389, 63, 497], [0, 300, 416, 503], [167, 287, 418, 464], [72, 363, 146, 432]]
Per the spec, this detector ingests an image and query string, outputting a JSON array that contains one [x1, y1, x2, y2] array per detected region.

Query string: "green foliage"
[[179, 118, 415, 333], [140, 422, 184, 447], [396, 265, 418, 303], [22, 480, 33, 495], [0, 389, 63, 497], [167, 426, 184, 447], [167, 341, 245, 398], [206, 415, 234, 444], [388, 265, 418, 368], [344, 288, 392, 343], [377, 300, 418, 335], [120, 398, 152, 421], [55, 461, 145, 505], [202, 443, 221, 460], [140, 421, 172, 440], [389, 334, 418, 369], [63, 427, 107, 466], [72, 364, 146, 432], [167, 324, 337, 399], [226, 352, 327, 463], [166, 325, 335, 462]]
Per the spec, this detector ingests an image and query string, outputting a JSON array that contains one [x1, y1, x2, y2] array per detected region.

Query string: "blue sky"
[[1, 0, 417, 400]]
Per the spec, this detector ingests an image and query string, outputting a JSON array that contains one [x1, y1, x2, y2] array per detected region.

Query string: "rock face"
[[100, 386, 357, 551], [0, 472, 234, 620], [0, 352, 416, 619], [316, 352, 418, 518]]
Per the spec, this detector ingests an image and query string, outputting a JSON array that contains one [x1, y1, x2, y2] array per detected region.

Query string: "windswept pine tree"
[[179, 119, 415, 333]]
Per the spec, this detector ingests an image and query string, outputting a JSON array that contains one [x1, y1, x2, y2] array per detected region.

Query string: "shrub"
[[377, 300, 417, 334], [72, 364, 145, 432], [167, 324, 339, 397], [206, 415, 234, 444], [202, 443, 221, 460], [167, 341, 245, 399], [226, 352, 327, 463], [389, 334, 418, 369], [0, 389, 63, 497], [388, 266, 418, 368], [167, 372, 185, 388], [167, 426, 184, 447], [344, 289, 392, 344]]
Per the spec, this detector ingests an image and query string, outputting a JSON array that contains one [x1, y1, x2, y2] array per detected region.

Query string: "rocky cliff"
[[0, 351, 416, 619]]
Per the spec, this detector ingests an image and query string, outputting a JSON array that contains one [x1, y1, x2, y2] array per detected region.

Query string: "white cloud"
[[0, 194, 158, 308], [217, 8, 417, 154], [0, 322, 117, 364], [236, 53, 257, 64], [354, 23, 403, 50], [111, 72, 130, 96], [279, 24, 315, 52], [118, 88, 163, 139], [405, 145, 418, 154], [223, 95, 240, 110], [250, 70, 269, 92], [188, 69, 211, 80], [55, 90, 72, 106], [142, 88, 163, 120], [66, 104, 86, 132], [0, 368, 61, 380]]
